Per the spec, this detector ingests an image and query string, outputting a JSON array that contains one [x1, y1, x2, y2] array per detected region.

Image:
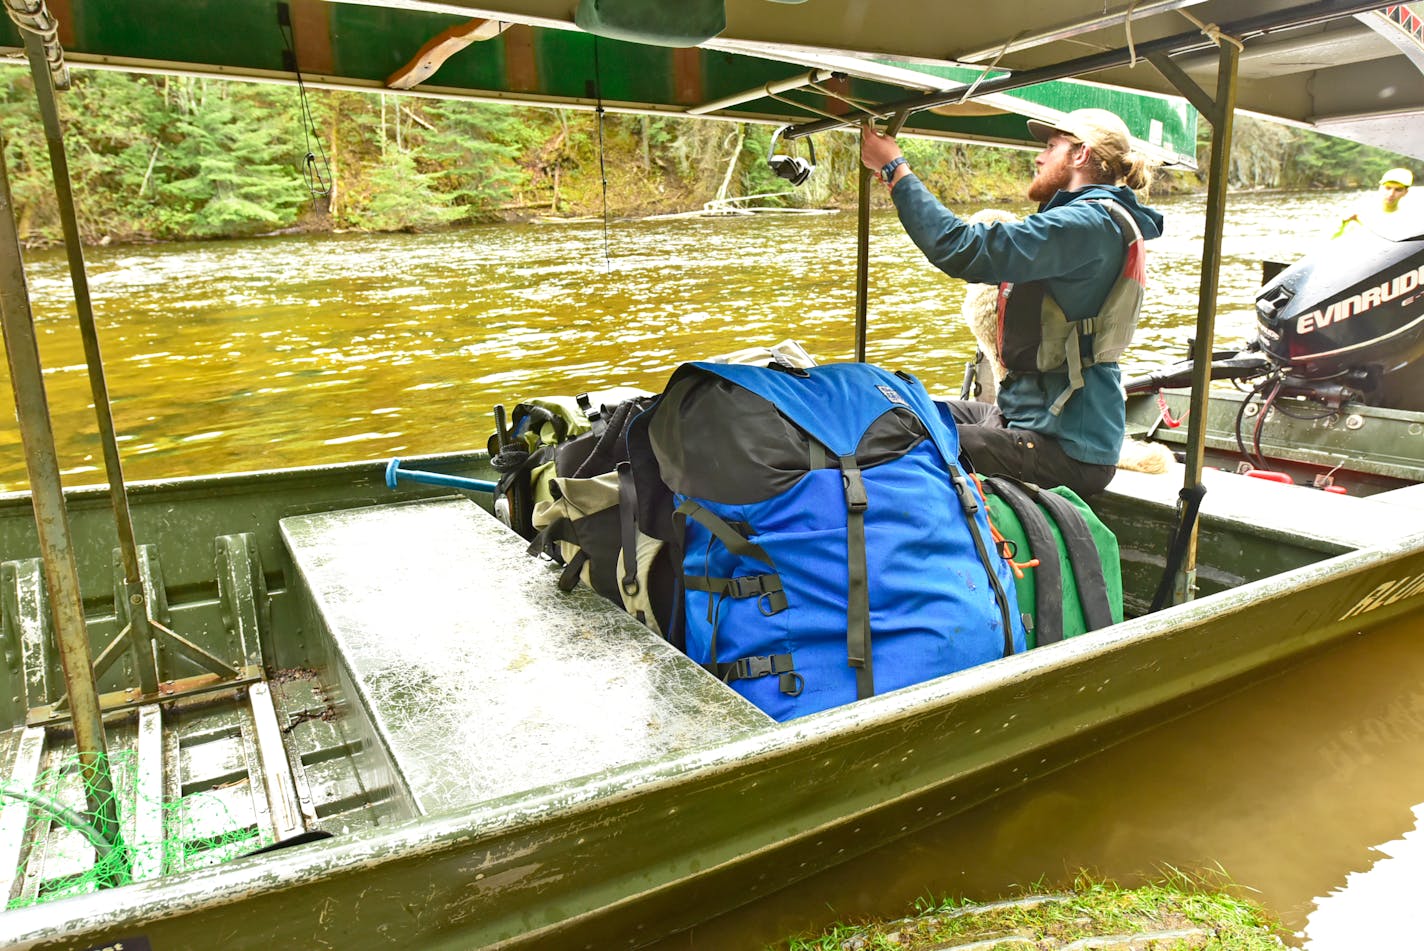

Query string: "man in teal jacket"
[[861, 108, 1164, 496]]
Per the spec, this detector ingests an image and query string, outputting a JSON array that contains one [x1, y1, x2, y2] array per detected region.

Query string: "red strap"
[[1155, 390, 1182, 428]]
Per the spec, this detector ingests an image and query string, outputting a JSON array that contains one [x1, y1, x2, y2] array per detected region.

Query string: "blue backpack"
[[630, 361, 1026, 721]]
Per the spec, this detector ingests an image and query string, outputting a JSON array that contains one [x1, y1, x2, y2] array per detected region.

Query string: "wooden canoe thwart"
[[386, 18, 512, 91]]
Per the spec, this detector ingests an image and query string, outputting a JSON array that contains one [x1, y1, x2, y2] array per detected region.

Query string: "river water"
[[0, 189, 1336, 490], [3, 188, 1420, 947], [658, 614, 1424, 950]]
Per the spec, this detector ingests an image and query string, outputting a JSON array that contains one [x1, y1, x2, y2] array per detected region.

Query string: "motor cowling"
[[1256, 223, 1424, 409]]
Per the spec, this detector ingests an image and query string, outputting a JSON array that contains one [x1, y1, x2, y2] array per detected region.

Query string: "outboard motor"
[[1255, 221, 1424, 409]]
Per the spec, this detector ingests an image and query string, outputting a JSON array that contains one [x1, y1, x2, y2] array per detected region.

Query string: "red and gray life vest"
[[995, 199, 1146, 415]]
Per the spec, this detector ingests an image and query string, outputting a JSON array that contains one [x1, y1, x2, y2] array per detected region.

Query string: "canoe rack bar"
[[25, 669, 265, 729], [2, 532, 272, 727]]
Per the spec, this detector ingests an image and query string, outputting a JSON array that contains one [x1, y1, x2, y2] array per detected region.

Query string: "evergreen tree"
[[155, 80, 307, 239], [417, 101, 538, 219], [344, 150, 460, 231]]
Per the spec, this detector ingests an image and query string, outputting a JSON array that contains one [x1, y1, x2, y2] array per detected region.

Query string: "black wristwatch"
[[881, 156, 907, 182]]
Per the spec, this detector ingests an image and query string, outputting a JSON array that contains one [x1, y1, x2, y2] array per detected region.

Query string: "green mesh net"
[[1, 749, 272, 908]]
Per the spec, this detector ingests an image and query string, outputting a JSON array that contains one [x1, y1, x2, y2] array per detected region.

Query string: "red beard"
[[1027, 163, 1071, 202]]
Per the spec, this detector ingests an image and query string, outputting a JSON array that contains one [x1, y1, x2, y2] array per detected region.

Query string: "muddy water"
[[0, 189, 1335, 491], [2, 187, 1417, 946], [656, 615, 1424, 949]]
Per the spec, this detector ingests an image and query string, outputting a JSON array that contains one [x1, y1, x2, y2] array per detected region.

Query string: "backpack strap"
[[527, 514, 570, 561], [839, 453, 874, 701], [616, 461, 641, 598], [616, 460, 673, 638], [984, 477, 1065, 646], [718, 653, 804, 698], [1048, 200, 1146, 417], [674, 499, 787, 684], [673, 500, 788, 615], [559, 551, 590, 593], [572, 398, 644, 478], [527, 515, 586, 592], [577, 393, 605, 437], [1031, 487, 1115, 632], [991, 477, 1116, 635], [950, 468, 1018, 658], [493, 442, 554, 540]]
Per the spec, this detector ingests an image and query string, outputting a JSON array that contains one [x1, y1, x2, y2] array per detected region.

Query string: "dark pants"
[[943, 400, 1116, 497]]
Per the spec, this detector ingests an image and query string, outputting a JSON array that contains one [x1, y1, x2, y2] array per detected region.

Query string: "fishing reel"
[[767, 126, 817, 186]]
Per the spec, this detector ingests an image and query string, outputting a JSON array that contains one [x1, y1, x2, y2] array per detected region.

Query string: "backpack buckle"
[[721, 653, 803, 696], [842, 468, 868, 512], [725, 574, 788, 615], [735, 655, 776, 678]]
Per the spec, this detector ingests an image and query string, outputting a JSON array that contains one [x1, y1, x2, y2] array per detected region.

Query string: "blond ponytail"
[[1086, 140, 1155, 193], [1122, 152, 1154, 193]]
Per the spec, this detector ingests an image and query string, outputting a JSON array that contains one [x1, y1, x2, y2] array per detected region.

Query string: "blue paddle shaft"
[[385, 457, 496, 493]]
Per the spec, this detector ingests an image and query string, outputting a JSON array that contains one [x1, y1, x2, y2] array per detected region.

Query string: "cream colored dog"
[[959, 207, 1173, 475], [961, 209, 1016, 404]]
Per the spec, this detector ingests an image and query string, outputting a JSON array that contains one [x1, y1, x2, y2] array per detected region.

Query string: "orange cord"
[[970, 473, 1040, 579]]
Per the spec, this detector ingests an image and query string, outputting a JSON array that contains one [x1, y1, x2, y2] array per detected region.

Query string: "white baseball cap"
[[1026, 108, 1132, 155]]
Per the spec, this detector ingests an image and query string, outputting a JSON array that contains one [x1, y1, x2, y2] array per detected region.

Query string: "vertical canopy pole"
[[22, 31, 161, 691], [853, 138, 871, 362], [1174, 40, 1239, 605], [853, 112, 908, 363], [0, 135, 122, 852]]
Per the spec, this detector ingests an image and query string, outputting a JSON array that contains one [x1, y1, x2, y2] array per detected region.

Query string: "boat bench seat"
[[279, 497, 771, 816], [1106, 464, 1424, 550]]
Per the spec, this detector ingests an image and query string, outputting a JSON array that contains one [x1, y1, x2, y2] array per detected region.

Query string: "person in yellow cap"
[[1334, 167, 1414, 238], [1379, 168, 1413, 209]]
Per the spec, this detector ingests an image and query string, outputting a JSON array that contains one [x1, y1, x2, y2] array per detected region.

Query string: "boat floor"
[[0, 671, 380, 907], [2, 465, 1419, 909], [0, 496, 772, 906]]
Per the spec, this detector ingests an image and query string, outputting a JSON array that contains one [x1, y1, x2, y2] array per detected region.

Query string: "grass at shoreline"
[[776, 873, 1288, 950]]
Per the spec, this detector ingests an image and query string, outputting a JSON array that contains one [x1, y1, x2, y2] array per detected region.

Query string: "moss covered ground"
[[777, 875, 1288, 951]]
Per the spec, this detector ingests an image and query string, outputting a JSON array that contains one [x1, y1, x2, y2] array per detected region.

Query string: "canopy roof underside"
[[1, 1, 1420, 158], [356, 1, 1424, 157]]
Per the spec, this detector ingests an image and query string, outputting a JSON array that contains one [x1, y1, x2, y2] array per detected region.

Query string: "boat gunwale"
[[1, 521, 1420, 945], [0, 451, 493, 507]]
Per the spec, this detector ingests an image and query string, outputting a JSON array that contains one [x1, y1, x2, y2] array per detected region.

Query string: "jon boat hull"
[[1126, 388, 1424, 493], [1, 2, 1422, 947], [1, 455, 1421, 950]]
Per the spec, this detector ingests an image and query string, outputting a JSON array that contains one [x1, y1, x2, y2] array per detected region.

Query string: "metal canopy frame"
[[804, 1, 1390, 606], [781, 0, 1397, 139], [953, 0, 1211, 64], [18, 29, 241, 707]]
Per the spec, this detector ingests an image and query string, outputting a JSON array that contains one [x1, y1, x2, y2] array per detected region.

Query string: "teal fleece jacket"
[[891, 176, 1164, 465]]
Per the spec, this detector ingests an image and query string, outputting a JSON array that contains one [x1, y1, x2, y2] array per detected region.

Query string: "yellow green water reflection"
[[0, 190, 1350, 491]]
